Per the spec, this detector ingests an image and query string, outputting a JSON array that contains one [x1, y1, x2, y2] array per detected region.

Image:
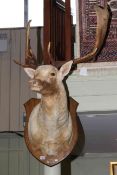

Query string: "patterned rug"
[[79, 0, 117, 62]]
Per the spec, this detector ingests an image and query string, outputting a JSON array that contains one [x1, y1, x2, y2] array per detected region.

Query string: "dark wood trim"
[[65, 0, 72, 60], [43, 0, 51, 64], [43, 0, 73, 65]]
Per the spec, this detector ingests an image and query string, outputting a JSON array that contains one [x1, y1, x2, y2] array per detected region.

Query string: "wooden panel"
[[9, 152, 19, 175], [10, 29, 21, 131], [23, 143, 30, 175], [65, 0, 72, 59], [0, 30, 11, 131], [19, 28, 30, 131], [18, 151, 25, 175], [0, 28, 38, 131], [0, 152, 8, 175], [29, 154, 41, 175], [43, 0, 51, 64], [0, 133, 43, 175], [0, 135, 9, 150], [43, 0, 72, 63]]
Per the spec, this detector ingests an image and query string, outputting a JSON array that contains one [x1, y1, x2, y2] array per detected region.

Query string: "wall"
[[66, 62, 117, 175], [0, 27, 117, 175], [68, 1, 117, 174], [1, 29, 117, 128], [0, 28, 42, 131], [71, 153, 117, 175], [0, 133, 117, 175], [0, 133, 43, 175], [67, 62, 117, 112], [74, 0, 117, 112]]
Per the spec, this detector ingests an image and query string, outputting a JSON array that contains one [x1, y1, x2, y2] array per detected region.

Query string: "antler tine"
[[47, 42, 56, 65], [14, 20, 38, 69], [25, 20, 31, 59], [73, 5, 110, 64], [25, 20, 38, 69]]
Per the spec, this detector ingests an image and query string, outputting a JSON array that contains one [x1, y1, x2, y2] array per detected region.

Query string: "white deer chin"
[[31, 86, 42, 92]]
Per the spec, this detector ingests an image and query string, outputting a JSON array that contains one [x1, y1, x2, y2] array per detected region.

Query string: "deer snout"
[[29, 79, 39, 87]]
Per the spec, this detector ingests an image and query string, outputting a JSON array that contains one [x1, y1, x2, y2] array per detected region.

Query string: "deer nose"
[[29, 79, 37, 86]]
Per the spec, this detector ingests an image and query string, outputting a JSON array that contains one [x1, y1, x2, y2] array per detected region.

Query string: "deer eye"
[[50, 72, 55, 76]]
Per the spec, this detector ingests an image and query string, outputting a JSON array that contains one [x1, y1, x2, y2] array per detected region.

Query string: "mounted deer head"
[[14, 5, 110, 166], [24, 61, 74, 160]]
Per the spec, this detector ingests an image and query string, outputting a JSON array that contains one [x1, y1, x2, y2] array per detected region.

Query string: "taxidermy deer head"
[[24, 61, 73, 156], [14, 5, 109, 166]]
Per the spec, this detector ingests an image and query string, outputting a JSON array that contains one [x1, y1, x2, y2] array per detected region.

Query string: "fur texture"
[[24, 61, 73, 156]]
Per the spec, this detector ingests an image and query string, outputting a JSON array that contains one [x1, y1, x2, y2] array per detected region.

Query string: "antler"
[[73, 5, 109, 64], [25, 20, 37, 68], [14, 5, 109, 68], [14, 20, 38, 69], [47, 42, 56, 65]]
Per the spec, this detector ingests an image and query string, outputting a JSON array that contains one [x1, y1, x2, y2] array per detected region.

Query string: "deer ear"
[[24, 68, 35, 79], [58, 60, 73, 80]]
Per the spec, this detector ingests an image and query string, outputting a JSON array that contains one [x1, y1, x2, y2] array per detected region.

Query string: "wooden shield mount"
[[24, 97, 78, 167]]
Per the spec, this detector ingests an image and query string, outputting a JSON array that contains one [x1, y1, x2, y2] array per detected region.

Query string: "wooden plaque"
[[24, 97, 78, 166]]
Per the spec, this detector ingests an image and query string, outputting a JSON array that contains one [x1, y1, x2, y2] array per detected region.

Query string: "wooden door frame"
[[43, 0, 72, 65]]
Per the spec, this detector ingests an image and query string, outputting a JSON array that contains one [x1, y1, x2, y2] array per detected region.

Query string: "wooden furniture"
[[43, 0, 73, 65]]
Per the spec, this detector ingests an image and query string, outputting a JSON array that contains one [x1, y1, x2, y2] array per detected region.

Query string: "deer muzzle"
[[28, 79, 42, 91]]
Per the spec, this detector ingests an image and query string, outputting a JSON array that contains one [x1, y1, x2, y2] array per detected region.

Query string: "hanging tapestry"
[[79, 0, 117, 62]]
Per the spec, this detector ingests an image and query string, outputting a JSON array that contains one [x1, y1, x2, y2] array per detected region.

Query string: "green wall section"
[[0, 133, 117, 175], [0, 133, 43, 175]]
